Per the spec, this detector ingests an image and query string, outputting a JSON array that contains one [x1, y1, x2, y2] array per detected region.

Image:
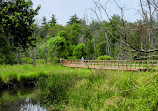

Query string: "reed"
[[0, 64, 158, 110]]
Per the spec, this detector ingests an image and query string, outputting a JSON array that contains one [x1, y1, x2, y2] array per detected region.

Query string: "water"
[[0, 88, 47, 111], [0, 97, 47, 111]]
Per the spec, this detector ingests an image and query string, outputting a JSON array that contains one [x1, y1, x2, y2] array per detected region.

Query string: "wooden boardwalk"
[[62, 60, 158, 71]]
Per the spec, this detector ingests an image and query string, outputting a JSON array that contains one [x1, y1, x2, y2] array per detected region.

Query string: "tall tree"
[[47, 36, 66, 58], [0, 0, 40, 64], [49, 14, 57, 27], [91, 0, 158, 60], [41, 16, 48, 27], [73, 43, 87, 59], [67, 14, 81, 25], [68, 23, 82, 45]]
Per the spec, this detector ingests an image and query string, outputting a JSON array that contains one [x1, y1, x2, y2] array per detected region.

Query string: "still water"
[[0, 97, 47, 111], [0, 88, 47, 111]]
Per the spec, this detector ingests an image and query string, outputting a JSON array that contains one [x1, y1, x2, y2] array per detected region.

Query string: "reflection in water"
[[20, 97, 47, 111], [0, 94, 47, 111]]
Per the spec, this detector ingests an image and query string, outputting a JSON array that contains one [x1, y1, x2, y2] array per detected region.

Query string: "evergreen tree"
[[0, 0, 40, 64], [67, 14, 81, 25], [49, 14, 57, 27]]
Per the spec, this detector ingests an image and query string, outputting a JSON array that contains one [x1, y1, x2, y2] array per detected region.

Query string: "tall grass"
[[0, 64, 91, 83], [0, 64, 158, 110], [46, 70, 158, 111]]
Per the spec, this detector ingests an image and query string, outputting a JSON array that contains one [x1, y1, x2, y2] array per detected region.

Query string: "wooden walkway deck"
[[62, 60, 158, 71]]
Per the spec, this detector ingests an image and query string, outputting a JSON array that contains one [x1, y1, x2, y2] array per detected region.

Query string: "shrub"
[[57, 30, 67, 39], [53, 56, 59, 63], [21, 57, 32, 64], [73, 43, 87, 59], [96, 55, 114, 60], [67, 56, 77, 60], [36, 59, 46, 64], [0, 54, 5, 64]]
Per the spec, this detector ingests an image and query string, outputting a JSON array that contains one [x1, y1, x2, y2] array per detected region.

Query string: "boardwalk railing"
[[62, 60, 158, 71]]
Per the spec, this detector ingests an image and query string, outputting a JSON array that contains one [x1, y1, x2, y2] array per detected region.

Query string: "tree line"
[[0, 0, 158, 65]]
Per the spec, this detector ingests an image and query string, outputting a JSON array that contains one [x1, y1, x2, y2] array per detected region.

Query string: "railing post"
[[122, 61, 123, 69], [104, 61, 105, 69], [88, 60, 89, 68], [91, 60, 92, 68], [111, 61, 113, 68]]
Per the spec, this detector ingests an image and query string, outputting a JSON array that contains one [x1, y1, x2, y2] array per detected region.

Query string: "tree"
[[47, 36, 66, 59], [0, 0, 40, 64], [73, 43, 87, 59], [0, 0, 40, 48], [49, 14, 57, 27], [47, 24, 63, 37], [68, 23, 82, 45], [91, 0, 158, 60], [67, 14, 81, 25], [57, 30, 68, 40], [42, 16, 48, 26]]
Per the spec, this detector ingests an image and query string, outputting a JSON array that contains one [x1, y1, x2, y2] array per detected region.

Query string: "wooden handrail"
[[62, 59, 158, 71]]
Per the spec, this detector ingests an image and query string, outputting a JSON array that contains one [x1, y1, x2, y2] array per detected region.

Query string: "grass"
[[0, 64, 91, 83], [0, 63, 158, 110]]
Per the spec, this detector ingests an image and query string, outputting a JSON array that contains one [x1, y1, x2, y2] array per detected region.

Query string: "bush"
[[67, 56, 77, 60], [53, 56, 59, 63], [21, 57, 32, 64], [0, 54, 5, 64], [73, 43, 87, 59], [57, 30, 67, 39], [36, 59, 46, 64], [97, 55, 114, 60]]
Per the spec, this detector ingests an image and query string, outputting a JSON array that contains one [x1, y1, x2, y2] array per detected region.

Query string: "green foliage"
[[97, 55, 114, 60], [21, 57, 32, 64], [0, 53, 5, 64], [47, 25, 63, 37], [67, 56, 77, 60], [5, 51, 17, 64], [73, 43, 87, 59], [67, 14, 81, 25], [68, 23, 82, 45], [0, 64, 158, 111], [0, 0, 40, 64], [53, 56, 59, 64], [41, 16, 48, 26], [47, 36, 66, 58], [57, 30, 67, 39], [66, 44, 75, 57], [63, 24, 72, 34], [0, 0, 40, 48], [49, 14, 57, 27]]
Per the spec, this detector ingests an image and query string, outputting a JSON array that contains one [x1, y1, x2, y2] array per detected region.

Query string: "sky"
[[32, 0, 141, 25]]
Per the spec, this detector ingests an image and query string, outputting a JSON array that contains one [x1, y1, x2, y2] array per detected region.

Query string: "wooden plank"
[[62, 60, 157, 71]]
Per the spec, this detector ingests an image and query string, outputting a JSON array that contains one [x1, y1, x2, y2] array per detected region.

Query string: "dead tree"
[[91, 0, 158, 60]]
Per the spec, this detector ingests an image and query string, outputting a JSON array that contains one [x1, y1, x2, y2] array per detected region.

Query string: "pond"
[[0, 87, 48, 111]]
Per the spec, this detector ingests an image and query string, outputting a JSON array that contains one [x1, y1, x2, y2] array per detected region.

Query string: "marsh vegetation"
[[0, 64, 158, 110]]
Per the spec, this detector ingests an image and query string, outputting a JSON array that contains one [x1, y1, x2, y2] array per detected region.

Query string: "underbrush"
[[0, 64, 158, 110], [46, 70, 158, 111]]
